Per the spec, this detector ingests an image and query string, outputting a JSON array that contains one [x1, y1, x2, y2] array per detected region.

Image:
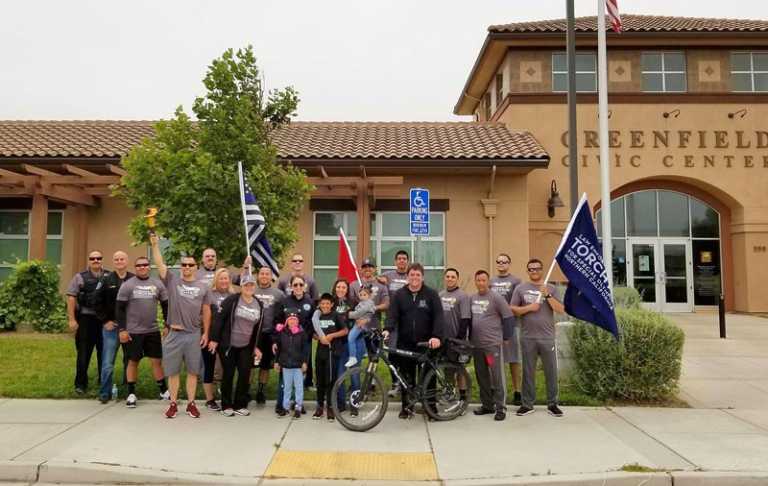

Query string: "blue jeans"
[[282, 368, 304, 411], [99, 326, 119, 399], [347, 326, 366, 363]]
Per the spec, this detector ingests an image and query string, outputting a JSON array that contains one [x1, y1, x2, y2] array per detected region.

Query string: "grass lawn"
[[0, 331, 600, 406]]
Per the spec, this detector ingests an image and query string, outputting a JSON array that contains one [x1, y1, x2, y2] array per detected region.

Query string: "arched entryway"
[[595, 181, 733, 312]]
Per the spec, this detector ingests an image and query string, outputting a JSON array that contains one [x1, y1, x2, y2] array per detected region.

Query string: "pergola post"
[[28, 193, 49, 260], [355, 181, 371, 264]]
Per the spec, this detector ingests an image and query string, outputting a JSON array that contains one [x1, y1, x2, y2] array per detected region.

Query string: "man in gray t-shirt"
[[439, 269, 471, 340], [511, 258, 565, 417], [277, 252, 318, 300], [470, 270, 516, 420], [150, 234, 212, 418], [116, 256, 169, 408], [253, 266, 285, 404], [195, 248, 219, 287], [490, 252, 523, 405], [378, 249, 409, 295]]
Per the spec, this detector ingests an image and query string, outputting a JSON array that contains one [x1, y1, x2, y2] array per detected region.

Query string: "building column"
[[481, 199, 499, 272], [28, 193, 48, 260], [356, 181, 371, 264]]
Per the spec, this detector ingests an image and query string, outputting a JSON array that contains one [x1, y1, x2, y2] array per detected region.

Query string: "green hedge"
[[568, 307, 684, 401], [0, 260, 67, 333], [612, 286, 642, 310]]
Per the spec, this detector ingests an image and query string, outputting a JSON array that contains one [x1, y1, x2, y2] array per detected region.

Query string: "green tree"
[[118, 46, 312, 265]]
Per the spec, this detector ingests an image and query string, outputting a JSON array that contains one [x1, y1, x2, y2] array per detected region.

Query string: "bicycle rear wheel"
[[331, 366, 388, 432], [421, 363, 471, 421]]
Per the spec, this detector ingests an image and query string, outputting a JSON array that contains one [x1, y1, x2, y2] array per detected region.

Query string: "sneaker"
[[75, 387, 86, 395], [388, 384, 400, 398], [255, 391, 266, 405], [327, 409, 335, 421], [473, 407, 494, 416], [276, 409, 288, 418], [398, 408, 412, 419], [98, 395, 110, 404], [516, 406, 535, 416], [275, 405, 286, 415], [547, 405, 564, 417], [293, 409, 301, 419], [165, 401, 178, 419], [345, 357, 358, 368], [222, 408, 235, 417], [159, 390, 171, 401], [186, 402, 201, 418], [300, 405, 307, 415], [234, 408, 251, 416], [313, 407, 324, 420], [513, 391, 522, 407], [350, 407, 359, 417], [494, 409, 506, 421], [126, 393, 137, 408], [205, 400, 221, 411]]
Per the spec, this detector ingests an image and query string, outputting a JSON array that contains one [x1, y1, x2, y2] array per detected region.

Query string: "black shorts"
[[126, 331, 163, 361], [256, 331, 274, 370]]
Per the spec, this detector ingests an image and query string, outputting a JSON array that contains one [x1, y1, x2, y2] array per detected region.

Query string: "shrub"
[[0, 260, 68, 333], [568, 307, 684, 401], [613, 286, 642, 309]]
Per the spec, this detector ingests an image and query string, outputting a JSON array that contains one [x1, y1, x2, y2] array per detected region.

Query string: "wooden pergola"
[[0, 163, 124, 260]]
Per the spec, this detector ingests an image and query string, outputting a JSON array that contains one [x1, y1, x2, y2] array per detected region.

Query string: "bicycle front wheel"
[[421, 363, 471, 421], [331, 366, 388, 432]]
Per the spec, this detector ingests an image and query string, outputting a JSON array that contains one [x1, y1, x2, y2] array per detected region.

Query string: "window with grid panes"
[[731, 52, 768, 92], [0, 210, 64, 280], [552, 52, 597, 92], [641, 52, 686, 92]]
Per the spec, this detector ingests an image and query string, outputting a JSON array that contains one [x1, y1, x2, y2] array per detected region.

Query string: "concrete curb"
[[671, 471, 768, 485], [36, 460, 257, 484], [443, 472, 671, 486], [0, 460, 40, 483]]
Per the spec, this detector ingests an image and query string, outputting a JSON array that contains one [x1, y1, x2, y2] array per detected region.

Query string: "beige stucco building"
[[1, 14, 767, 313]]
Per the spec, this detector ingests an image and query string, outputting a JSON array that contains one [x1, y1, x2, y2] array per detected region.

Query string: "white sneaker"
[[221, 408, 235, 417], [126, 393, 137, 408], [388, 384, 400, 398], [234, 408, 251, 416], [345, 357, 358, 368], [159, 390, 171, 401]]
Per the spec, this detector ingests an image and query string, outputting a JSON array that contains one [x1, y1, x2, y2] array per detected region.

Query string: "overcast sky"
[[2, 1, 766, 122]]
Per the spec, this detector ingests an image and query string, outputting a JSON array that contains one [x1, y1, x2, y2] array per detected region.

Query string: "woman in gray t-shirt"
[[201, 269, 234, 411]]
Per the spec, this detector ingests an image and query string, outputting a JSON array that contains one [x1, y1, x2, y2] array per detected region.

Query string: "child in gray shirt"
[[344, 286, 376, 368]]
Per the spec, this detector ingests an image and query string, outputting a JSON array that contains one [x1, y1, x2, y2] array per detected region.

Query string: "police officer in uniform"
[[66, 250, 109, 394]]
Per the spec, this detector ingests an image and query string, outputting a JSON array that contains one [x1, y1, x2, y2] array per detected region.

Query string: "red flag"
[[338, 227, 360, 284], [606, 0, 622, 33]]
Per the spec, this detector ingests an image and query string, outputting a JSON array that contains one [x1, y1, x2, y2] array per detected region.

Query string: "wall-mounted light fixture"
[[663, 109, 681, 119], [598, 109, 613, 119], [547, 180, 565, 218], [728, 108, 747, 119]]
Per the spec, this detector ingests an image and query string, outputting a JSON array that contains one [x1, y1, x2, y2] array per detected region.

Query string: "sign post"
[[409, 188, 430, 263]]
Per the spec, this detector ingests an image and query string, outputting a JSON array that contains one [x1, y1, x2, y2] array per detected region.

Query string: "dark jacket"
[[385, 284, 445, 349], [95, 271, 134, 323], [274, 326, 310, 368], [210, 293, 264, 351], [274, 293, 315, 334]]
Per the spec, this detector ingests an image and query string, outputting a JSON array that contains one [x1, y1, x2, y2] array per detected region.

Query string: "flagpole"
[[237, 161, 252, 275], [597, 1, 613, 290]]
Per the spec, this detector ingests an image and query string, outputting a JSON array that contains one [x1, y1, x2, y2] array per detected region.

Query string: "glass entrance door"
[[627, 239, 693, 312], [628, 240, 659, 309]]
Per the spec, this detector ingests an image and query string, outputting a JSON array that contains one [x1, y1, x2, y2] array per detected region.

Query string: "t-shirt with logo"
[[117, 276, 169, 334], [439, 287, 471, 339], [254, 286, 284, 333], [315, 311, 346, 357], [490, 274, 522, 304], [510, 282, 560, 340], [231, 296, 262, 347], [469, 290, 514, 349], [209, 289, 231, 315], [334, 298, 353, 328], [195, 267, 217, 287], [350, 278, 389, 325], [383, 270, 409, 294], [162, 272, 212, 332]]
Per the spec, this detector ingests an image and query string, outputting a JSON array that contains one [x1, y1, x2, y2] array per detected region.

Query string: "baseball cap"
[[361, 258, 376, 267], [240, 272, 256, 285]]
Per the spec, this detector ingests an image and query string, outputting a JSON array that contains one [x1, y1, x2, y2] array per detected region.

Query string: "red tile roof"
[[489, 14, 768, 34], [0, 120, 549, 162]]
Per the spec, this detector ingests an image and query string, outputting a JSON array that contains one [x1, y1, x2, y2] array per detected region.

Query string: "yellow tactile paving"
[[265, 449, 439, 481]]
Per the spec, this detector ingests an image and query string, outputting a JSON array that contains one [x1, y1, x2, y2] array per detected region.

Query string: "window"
[[731, 52, 768, 92], [313, 211, 446, 292], [0, 210, 63, 280], [495, 72, 503, 108], [46, 211, 64, 265], [552, 52, 597, 92], [641, 52, 686, 92]]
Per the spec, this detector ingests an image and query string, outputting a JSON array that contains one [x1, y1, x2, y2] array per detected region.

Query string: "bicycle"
[[331, 328, 472, 432]]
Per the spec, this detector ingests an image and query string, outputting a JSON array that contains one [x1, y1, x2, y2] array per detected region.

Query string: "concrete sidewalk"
[[1, 399, 767, 485]]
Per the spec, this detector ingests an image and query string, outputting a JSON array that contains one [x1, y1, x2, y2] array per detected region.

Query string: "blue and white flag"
[[554, 194, 619, 339], [238, 162, 280, 278]]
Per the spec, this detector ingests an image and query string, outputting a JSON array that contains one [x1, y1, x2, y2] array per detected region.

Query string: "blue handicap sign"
[[410, 188, 430, 236]]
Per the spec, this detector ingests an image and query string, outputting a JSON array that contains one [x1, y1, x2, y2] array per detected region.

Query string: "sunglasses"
[[292, 282, 305, 287], [496, 260, 509, 264], [527, 267, 543, 272], [292, 259, 304, 263], [89, 256, 103, 261], [135, 263, 150, 268], [181, 263, 197, 268]]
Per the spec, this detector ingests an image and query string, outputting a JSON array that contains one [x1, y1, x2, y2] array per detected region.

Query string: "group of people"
[[66, 242, 565, 422]]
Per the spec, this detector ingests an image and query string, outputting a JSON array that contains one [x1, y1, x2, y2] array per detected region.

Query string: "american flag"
[[606, 0, 622, 33], [238, 162, 280, 278]]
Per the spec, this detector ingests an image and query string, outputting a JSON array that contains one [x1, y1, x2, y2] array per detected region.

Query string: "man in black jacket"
[[95, 251, 134, 403], [384, 262, 445, 419]]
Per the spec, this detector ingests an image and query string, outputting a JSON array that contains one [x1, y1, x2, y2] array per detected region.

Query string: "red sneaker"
[[165, 401, 178, 419], [186, 401, 201, 418]]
